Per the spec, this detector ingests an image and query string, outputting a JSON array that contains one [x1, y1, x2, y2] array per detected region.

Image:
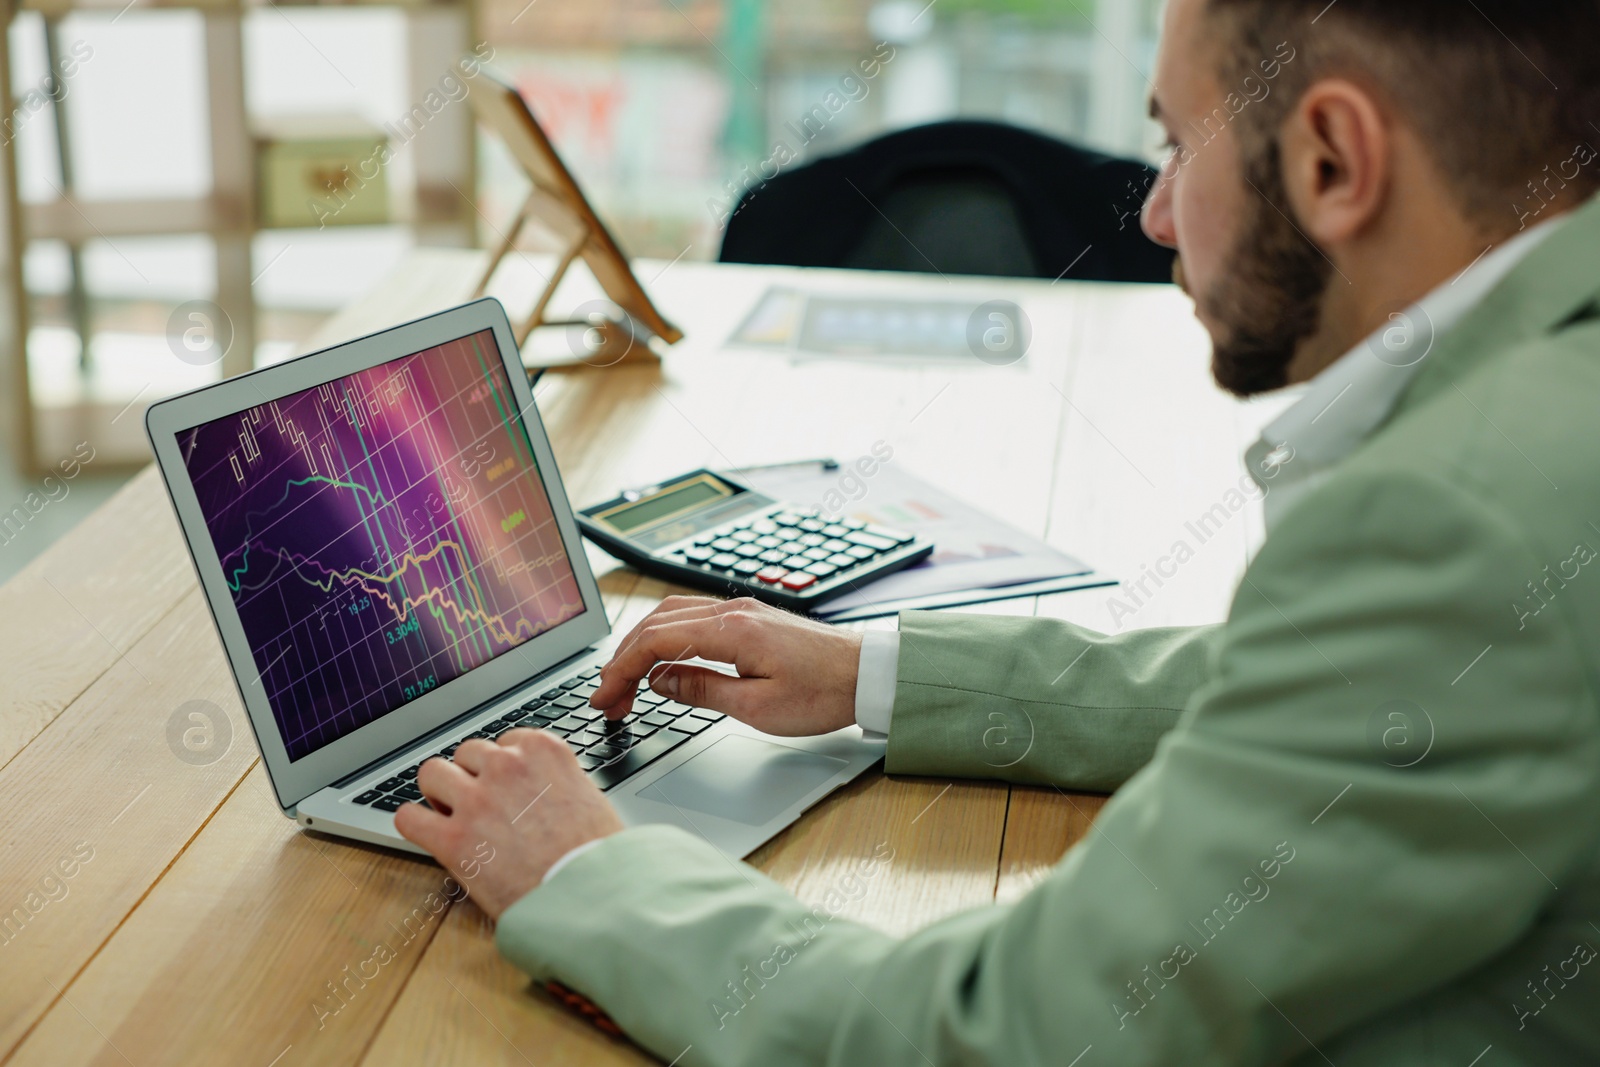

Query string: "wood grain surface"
[[0, 254, 1270, 1064]]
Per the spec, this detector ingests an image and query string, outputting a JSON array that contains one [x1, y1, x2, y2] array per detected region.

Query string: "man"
[[397, 0, 1600, 1062]]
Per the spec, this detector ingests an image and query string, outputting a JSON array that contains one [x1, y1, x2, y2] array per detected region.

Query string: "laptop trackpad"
[[638, 735, 848, 826]]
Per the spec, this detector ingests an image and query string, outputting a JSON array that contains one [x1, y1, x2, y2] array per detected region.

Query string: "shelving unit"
[[0, 0, 478, 474]]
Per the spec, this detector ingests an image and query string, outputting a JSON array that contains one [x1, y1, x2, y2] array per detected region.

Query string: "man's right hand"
[[589, 596, 864, 737]]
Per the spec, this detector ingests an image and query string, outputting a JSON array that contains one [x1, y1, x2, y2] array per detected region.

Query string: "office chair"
[[718, 119, 1175, 284]]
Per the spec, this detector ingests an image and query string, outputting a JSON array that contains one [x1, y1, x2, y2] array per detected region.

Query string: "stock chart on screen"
[[182, 329, 585, 761]]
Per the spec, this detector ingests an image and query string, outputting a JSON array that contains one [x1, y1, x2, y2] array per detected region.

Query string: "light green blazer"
[[498, 195, 1600, 1065]]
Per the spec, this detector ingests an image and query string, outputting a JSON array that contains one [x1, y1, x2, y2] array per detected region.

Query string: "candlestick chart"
[[181, 329, 585, 760]]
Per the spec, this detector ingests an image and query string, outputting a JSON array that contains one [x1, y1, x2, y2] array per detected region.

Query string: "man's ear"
[[1278, 78, 1391, 246]]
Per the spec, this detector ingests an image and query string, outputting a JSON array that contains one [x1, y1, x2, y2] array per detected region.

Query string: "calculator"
[[576, 468, 933, 610]]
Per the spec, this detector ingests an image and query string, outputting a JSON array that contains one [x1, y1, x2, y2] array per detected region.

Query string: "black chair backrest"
[[719, 119, 1175, 284]]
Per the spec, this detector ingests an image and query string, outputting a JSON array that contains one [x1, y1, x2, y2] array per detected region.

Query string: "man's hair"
[[1205, 0, 1600, 232]]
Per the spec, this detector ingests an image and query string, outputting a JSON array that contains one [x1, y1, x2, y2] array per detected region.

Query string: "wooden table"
[[0, 252, 1281, 1065]]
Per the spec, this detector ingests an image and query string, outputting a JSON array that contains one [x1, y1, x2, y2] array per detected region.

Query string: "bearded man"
[[397, 2, 1600, 1062]]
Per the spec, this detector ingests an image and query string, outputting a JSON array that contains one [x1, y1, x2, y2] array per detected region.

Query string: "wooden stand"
[[467, 70, 682, 370]]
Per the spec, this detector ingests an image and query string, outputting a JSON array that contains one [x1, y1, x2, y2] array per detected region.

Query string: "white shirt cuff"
[[854, 630, 900, 738], [542, 838, 603, 884]]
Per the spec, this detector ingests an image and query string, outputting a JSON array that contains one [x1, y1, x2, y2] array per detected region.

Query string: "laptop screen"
[[179, 328, 587, 762]]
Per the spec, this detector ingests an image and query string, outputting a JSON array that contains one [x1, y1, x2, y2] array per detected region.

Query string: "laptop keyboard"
[[351, 666, 724, 810]]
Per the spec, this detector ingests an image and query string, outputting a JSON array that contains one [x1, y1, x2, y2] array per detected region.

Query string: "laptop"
[[146, 297, 882, 858]]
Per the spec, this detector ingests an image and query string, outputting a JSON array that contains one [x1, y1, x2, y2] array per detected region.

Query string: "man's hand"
[[394, 730, 623, 920], [590, 596, 863, 737]]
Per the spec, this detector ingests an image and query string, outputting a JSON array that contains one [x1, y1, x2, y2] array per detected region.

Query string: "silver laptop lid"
[[146, 297, 610, 811]]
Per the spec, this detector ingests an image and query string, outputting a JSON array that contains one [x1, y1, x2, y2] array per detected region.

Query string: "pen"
[[727, 457, 840, 474]]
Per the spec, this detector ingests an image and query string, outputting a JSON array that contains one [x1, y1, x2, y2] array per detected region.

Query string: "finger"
[[499, 726, 577, 768], [393, 799, 455, 855], [645, 663, 753, 717], [416, 756, 477, 813], [598, 612, 763, 711], [609, 595, 723, 661], [605, 596, 723, 675], [451, 738, 501, 776], [593, 601, 730, 709]]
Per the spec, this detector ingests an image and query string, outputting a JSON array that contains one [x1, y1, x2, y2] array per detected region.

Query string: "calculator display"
[[605, 477, 732, 533]]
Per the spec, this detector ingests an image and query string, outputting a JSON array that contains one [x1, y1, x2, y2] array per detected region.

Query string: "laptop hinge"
[[327, 645, 596, 791]]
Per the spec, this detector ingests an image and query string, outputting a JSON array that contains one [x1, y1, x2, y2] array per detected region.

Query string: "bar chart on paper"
[[181, 329, 585, 760]]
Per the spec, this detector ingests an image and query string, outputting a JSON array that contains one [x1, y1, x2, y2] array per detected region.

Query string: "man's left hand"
[[394, 729, 624, 919]]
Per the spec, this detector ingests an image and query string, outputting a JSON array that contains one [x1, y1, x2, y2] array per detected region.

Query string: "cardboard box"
[[255, 115, 390, 229]]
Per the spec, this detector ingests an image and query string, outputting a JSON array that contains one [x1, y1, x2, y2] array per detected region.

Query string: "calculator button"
[[773, 513, 803, 526], [798, 533, 827, 547], [780, 541, 809, 555], [756, 566, 789, 584], [711, 538, 740, 551], [845, 545, 877, 560], [759, 549, 789, 564], [783, 555, 813, 569], [709, 553, 741, 568], [755, 536, 783, 549], [731, 529, 760, 543], [732, 560, 764, 576], [798, 519, 826, 532], [779, 572, 817, 591], [751, 519, 779, 535], [840, 518, 866, 530], [865, 525, 915, 545], [845, 531, 897, 552], [732, 543, 763, 559], [803, 547, 832, 561], [681, 546, 714, 563], [828, 553, 858, 568], [822, 538, 852, 552], [822, 524, 850, 537], [804, 562, 838, 578]]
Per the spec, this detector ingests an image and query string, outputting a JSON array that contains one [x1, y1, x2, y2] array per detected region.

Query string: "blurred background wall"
[[0, 0, 1165, 580]]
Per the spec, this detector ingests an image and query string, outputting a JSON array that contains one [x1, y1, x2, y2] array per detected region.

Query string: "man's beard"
[[1178, 140, 1334, 398]]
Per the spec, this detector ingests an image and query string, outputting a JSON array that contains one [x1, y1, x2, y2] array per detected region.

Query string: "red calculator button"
[[779, 572, 817, 591], [756, 567, 789, 584]]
